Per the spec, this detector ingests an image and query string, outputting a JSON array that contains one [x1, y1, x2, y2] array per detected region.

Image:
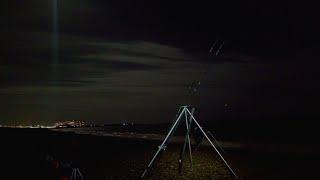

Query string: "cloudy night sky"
[[1, 0, 320, 132]]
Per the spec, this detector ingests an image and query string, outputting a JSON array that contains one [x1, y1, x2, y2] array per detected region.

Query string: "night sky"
[[1, 0, 320, 131]]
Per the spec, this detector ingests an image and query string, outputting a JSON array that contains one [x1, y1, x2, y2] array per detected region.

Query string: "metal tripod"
[[141, 105, 238, 178]]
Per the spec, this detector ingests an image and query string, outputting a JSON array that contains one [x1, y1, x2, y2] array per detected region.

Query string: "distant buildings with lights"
[[55, 120, 86, 128], [0, 120, 86, 129]]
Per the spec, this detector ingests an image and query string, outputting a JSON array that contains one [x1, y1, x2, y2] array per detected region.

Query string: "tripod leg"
[[179, 134, 188, 174], [178, 111, 192, 174], [185, 108, 238, 179], [141, 107, 186, 178], [186, 110, 193, 170], [76, 168, 83, 180]]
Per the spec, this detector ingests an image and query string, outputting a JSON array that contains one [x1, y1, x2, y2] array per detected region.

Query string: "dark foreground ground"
[[1, 128, 320, 180]]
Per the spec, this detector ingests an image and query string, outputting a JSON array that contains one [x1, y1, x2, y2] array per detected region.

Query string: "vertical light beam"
[[51, 0, 59, 121], [52, 0, 59, 67]]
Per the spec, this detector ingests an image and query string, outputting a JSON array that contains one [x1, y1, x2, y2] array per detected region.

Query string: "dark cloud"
[[1, 31, 203, 124], [3, 32, 192, 88]]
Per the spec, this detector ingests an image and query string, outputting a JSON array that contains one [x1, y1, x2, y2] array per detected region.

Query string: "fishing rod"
[[186, 40, 225, 106]]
